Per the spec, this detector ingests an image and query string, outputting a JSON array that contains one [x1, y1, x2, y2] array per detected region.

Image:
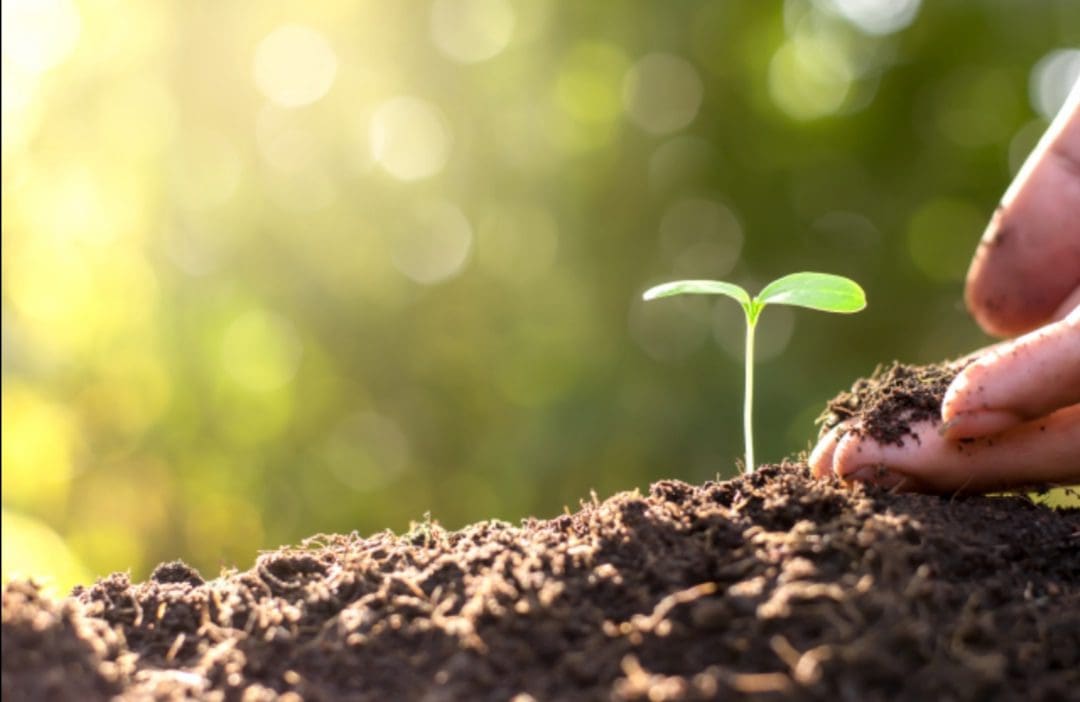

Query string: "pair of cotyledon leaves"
[[642, 272, 866, 323]]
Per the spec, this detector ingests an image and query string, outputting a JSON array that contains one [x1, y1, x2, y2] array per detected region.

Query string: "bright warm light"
[[622, 53, 704, 135], [1029, 48, 1080, 121], [390, 200, 473, 284], [7, 240, 93, 328], [2, 509, 90, 594], [1, 385, 78, 514], [253, 25, 338, 108], [430, 0, 515, 64], [24, 166, 143, 248], [1, 0, 81, 73], [369, 96, 451, 180]]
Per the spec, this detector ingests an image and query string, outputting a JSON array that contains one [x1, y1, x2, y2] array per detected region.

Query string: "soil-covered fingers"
[[827, 406, 1080, 493], [941, 306, 1080, 440], [965, 86, 1080, 338], [809, 423, 845, 478]]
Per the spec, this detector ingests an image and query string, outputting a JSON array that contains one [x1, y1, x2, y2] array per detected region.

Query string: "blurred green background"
[[3, 0, 1079, 591]]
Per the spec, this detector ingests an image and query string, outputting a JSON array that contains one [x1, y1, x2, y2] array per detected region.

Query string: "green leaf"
[[642, 280, 752, 310], [756, 272, 866, 314]]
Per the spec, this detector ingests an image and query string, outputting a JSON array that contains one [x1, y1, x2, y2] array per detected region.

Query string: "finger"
[[830, 432, 936, 492], [941, 306, 1080, 439], [832, 406, 1080, 493], [809, 424, 844, 478], [965, 82, 1080, 337]]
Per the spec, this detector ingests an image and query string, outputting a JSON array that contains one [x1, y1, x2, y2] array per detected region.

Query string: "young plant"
[[643, 272, 866, 473]]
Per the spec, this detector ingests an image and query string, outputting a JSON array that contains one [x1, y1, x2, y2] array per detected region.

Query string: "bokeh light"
[[556, 42, 630, 130], [622, 53, 704, 135], [322, 411, 411, 492], [769, 28, 854, 120], [2, 1, 1075, 591], [1029, 48, 1080, 121], [818, 0, 922, 36], [253, 25, 338, 108], [659, 198, 743, 279], [430, 0, 515, 64], [390, 200, 473, 284], [369, 96, 452, 180]]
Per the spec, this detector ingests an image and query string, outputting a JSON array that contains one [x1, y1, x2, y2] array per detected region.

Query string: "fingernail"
[[939, 409, 1021, 440], [937, 418, 958, 437], [843, 464, 893, 485]]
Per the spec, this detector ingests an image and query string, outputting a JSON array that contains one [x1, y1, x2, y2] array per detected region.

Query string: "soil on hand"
[[4, 463, 1078, 701], [818, 360, 963, 445]]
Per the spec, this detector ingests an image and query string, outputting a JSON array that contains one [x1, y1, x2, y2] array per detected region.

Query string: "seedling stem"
[[643, 272, 865, 474]]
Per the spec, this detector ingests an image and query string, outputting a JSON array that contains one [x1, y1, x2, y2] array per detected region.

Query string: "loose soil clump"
[[4, 362, 1078, 700], [818, 360, 962, 446]]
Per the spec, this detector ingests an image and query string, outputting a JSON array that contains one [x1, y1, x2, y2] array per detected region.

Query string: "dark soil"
[[818, 360, 963, 446], [4, 363, 1079, 701]]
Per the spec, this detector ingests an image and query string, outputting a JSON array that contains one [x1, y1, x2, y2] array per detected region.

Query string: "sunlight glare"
[[254, 25, 338, 108], [1, 0, 81, 73]]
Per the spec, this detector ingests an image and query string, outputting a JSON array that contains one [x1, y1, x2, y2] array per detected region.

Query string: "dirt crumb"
[[4, 463, 1078, 701], [819, 360, 963, 445]]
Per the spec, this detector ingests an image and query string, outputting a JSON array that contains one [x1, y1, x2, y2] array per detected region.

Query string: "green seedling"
[[643, 272, 866, 473]]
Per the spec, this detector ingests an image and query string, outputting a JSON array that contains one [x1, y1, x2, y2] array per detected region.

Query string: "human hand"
[[811, 81, 1080, 493]]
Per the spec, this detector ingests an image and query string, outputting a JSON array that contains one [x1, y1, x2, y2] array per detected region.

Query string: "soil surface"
[[5, 362, 1079, 701], [4, 463, 1079, 701]]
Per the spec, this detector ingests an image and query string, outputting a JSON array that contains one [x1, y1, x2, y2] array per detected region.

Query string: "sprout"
[[643, 272, 866, 473]]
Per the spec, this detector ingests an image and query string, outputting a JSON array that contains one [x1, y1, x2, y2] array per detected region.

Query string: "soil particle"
[[819, 361, 962, 446], [4, 464, 1078, 701], [150, 560, 205, 587]]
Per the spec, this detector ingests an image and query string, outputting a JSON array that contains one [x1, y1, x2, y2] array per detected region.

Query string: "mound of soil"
[[4, 463, 1078, 701], [5, 362, 1078, 700]]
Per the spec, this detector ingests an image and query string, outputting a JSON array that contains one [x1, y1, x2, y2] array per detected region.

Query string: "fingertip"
[[831, 431, 871, 479], [831, 435, 914, 490], [941, 361, 987, 419], [941, 362, 1022, 438], [809, 426, 841, 478]]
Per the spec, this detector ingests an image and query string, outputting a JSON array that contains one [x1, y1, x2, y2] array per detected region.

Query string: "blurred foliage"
[[3, 0, 1079, 591]]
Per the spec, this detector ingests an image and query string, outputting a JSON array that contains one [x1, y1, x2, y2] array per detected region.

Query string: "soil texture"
[[4, 463, 1079, 701], [818, 360, 963, 446]]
